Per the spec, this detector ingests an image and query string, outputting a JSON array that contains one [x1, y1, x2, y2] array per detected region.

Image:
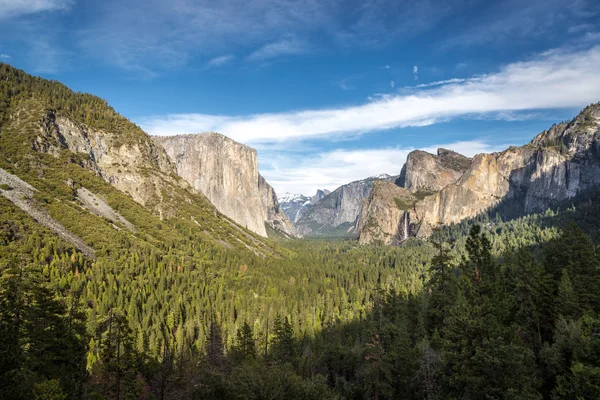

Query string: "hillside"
[[0, 63, 280, 257]]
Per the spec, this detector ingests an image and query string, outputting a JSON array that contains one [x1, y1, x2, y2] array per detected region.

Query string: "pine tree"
[[234, 321, 256, 360], [94, 310, 140, 400], [206, 319, 226, 370], [271, 315, 295, 364], [556, 269, 578, 319], [427, 239, 455, 333]]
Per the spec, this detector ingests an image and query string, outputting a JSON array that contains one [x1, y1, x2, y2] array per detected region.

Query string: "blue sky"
[[1, 0, 600, 195]]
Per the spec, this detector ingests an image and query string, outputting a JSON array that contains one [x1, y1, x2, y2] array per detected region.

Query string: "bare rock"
[[154, 133, 296, 238]]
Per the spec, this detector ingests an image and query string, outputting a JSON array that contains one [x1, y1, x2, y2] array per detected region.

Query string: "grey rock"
[[154, 133, 296, 238], [295, 174, 397, 237], [358, 103, 600, 244]]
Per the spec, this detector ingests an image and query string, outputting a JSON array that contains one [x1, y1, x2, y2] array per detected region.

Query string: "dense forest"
[[1, 63, 599, 399], [2, 188, 600, 399]]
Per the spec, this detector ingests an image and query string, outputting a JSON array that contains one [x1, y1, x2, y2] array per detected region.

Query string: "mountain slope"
[[0, 63, 280, 256], [358, 103, 600, 244]]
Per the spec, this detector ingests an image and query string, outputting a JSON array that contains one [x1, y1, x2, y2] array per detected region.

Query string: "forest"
[[1, 63, 599, 399], [1, 187, 600, 399]]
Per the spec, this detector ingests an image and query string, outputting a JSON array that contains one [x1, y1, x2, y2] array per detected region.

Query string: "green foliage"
[[393, 196, 414, 210], [2, 64, 600, 399], [32, 379, 67, 400]]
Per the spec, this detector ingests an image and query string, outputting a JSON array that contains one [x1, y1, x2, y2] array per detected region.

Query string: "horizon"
[[1, 0, 599, 195]]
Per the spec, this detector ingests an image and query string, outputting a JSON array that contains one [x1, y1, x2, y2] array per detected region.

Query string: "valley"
[[1, 62, 600, 400]]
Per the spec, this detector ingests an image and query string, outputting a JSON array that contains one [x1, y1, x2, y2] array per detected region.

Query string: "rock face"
[[295, 174, 396, 237], [258, 175, 296, 237], [312, 189, 330, 204], [279, 189, 331, 223], [154, 133, 295, 238], [357, 181, 420, 245], [397, 148, 471, 193], [34, 112, 179, 211], [358, 103, 600, 244]]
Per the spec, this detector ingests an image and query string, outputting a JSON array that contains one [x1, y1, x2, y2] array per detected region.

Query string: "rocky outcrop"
[[417, 105, 600, 229], [358, 103, 600, 244], [0, 65, 280, 256], [258, 175, 296, 237], [414, 146, 535, 229], [312, 189, 330, 204], [35, 113, 178, 209], [358, 149, 469, 243], [154, 133, 295, 238], [76, 187, 137, 233], [397, 148, 470, 193], [295, 174, 396, 237], [357, 181, 421, 245]]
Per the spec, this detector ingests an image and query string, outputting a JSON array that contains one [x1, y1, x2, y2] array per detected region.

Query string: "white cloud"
[[141, 45, 600, 145], [246, 38, 309, 62], [0, 54, 10, 59], [413, 65, 419, 80], [390, 80, 395, 88], [261, 141, 507, 196], [0, 0, 72, 19], [414, 78, 467, 88], [206, 54, 234, 68]]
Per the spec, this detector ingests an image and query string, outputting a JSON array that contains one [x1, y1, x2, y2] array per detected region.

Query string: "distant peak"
[[373, 173, 392, 179]]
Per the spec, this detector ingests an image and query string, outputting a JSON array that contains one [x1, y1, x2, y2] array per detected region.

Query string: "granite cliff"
[[279, 189, 331, 223], [12, 100, 192, 221], [357, 181, 419, 245], [154, 133, 295, 238], [358, 103, 600, 244], [396, 148, 471, 193], [0, 64, 280, 256], [295, 174, 396, 237]]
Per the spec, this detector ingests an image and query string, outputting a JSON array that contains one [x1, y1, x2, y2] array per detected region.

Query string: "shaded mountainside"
[[358, 103, 600, 244], [153, 133, 295, 238], [0, 63, 281, 256], [295, 174, 397, 237]]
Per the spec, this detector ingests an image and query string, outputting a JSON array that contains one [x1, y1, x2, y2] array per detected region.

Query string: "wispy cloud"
[[414, 78, 467, 88], [142, 45, 600, 144], [443, 0, 600, 48], [247, 38, 309, 62], [261, 141, 508, 195], [0, 0, 72, 19], [412, 65, 418, 80], [336, 77, 355, 91], [73, 0, 334, 73], [0, 53, 10, 59], [206, 54, 234, 68]]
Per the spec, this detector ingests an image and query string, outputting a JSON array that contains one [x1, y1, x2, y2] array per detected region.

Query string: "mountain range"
[[1, 63, 599, 249]]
